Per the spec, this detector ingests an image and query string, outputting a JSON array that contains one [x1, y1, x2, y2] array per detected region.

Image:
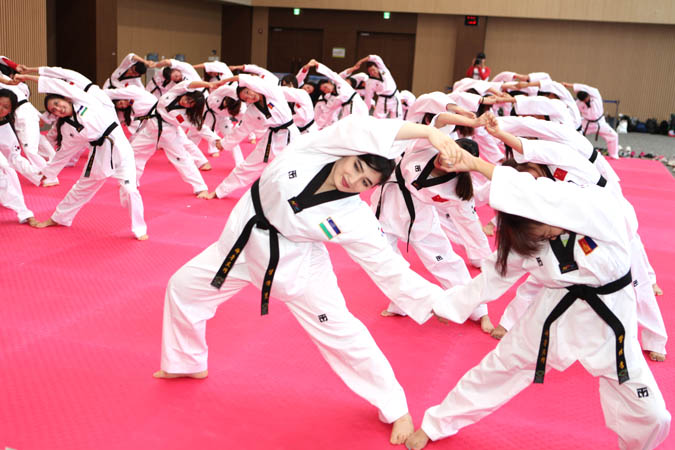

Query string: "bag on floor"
[[659, 120, 669, 135], [645, 118, 658, 134]]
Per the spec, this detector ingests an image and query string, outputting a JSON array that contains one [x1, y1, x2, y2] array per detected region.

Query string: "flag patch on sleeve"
[[319, 217, 341, 239], [77, 105, 88, 117], [176, 114, 185, 123], [431, 194, 449, 203], [553, 168, 568, 181], [578, 236, 598, 255]]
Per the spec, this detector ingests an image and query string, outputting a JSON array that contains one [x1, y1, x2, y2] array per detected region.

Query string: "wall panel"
[[485, 18, 675, 120], [252, 0, 675, 25], [117, 0, 221, 67], [412, 14, 458, 95], [0, 0, 48, 109]]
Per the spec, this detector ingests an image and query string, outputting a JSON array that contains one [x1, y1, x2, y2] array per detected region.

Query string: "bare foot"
[[482, 222, 495, 236], [210, 151, 220, 158], [653, 283, 663, 296], [152, 369, 208, 379], [435, 313, 449, 325], [405, 429, 430, 450], [199, 162, 212, 171], [380, 309, 400, 317], [649, 351, 666, 362], [25, 217, 38, 227], [480, 315, 494, 334], [42, 180, 59, 187], [390, 413, 414, 445], [136, 234, 149, 241], [197, 191, 216, 200], [491, 324, 508, 340], [33, 218, 58, 228]]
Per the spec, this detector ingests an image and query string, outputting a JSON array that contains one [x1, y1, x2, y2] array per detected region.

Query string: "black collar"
[[254, 95, 271, 119], [167, 96, 185, 112], [287, 162, 357, 214], [411, 154, 458, 190]]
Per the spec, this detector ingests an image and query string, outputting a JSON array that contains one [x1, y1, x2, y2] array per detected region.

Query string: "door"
[[267, 27, 323, 75]]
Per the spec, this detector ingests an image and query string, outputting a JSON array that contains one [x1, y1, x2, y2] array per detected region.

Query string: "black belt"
[[263, 119, 294, 163], [297, 119, 314, 133], [583, 114, 604, 141], [375, 162, 416, 251], [534, 270, 632, 384], [597, 175, 607, 187], [380, 90, 399, 117], [135, 102, 162, 145], [203, 105, 217, 132], [211, 179, 279, 315], [341, 91, 358, 114], [85, 122, 118, 177]]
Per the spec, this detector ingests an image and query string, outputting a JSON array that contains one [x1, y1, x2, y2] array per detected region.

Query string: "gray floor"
[[590, 132, 675, 176]]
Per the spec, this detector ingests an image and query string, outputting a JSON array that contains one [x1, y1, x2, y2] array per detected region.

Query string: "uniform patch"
[[288, 170, 297, 179], [77, 105, 88, 117], [319, 217, 341, 239], [176, 114, 185, 124], [415, 165, 421, 172], [318, 314, 328, 323], [435, 255, 443, 261], [267, 102, 275, 109], [578, 236, 598, 255], [536, 257, 543, 267], [637, 387, 649, 398], [553, 168, 568, 181], [431, 194, 449, 203]]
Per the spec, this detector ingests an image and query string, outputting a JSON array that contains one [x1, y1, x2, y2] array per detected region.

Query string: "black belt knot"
[[264, 119, 294, 163], [85, 122, 118, 177], [534, 270, 632, 385], [211, 179, 280, 315]]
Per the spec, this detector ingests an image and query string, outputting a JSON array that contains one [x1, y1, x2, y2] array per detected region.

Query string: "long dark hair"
[[162, 67, 173, 87], [43, 93, 69, 147], [454, 138, 477, 201], [224, 96, 241, 116], [0, 88, 18, 129], [182, 91, 205, 129], [357, 154, 395, 185], [113, 99, 132, 126], [495, 212, 545, 276]]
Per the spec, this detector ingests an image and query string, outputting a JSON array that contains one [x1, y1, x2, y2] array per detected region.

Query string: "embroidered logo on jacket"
[[319, 217, 341, 239], [288, 170, 297, 179], [267, 102, 275, 109], [578, 236, 597, 255], [536, 257, 544, 267], [318, 314, 328, 323], [553, 168, 568, 181], [637, 387, 649, 398]]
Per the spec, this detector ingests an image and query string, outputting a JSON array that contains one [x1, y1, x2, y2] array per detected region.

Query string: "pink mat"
[[1, 147, 673, 450]]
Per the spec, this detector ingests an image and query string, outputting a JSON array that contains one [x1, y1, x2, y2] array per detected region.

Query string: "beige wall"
[[485, 18, 675, 120], [412, 14, 458, 95], [251, 0, 675, 25], [117, 0, 221, 66], [250, 7, 269, 66], [1, 0, 48, 109]]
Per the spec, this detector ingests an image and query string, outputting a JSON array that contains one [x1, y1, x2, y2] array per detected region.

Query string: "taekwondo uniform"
[[574, 83, 619, 159], [37, 74, 147, 238], [129, 81, 209, 194], [373, 137, 489, 319], [495, 138, 668, 356], [339, 70, 368, 100], [214, 74, 298, 198], [0, 118, 42, 186], [0, 151, 33, 223], [296, 66, 340, 130], [204, 83, 246, 164], [398, 90, 416, 120], [425, 166, 670, 450], [314, 63, 368, 120], [363, 55, 401, 119], [160, 116, 458, 425], [281, 86, 316, 134], [498, 116, 619, 186], [146, 59, 200, 99], [103, 53, 145, 90]]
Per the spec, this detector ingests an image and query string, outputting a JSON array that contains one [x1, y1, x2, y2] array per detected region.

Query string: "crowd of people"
[[0, 51, 669, 449]]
